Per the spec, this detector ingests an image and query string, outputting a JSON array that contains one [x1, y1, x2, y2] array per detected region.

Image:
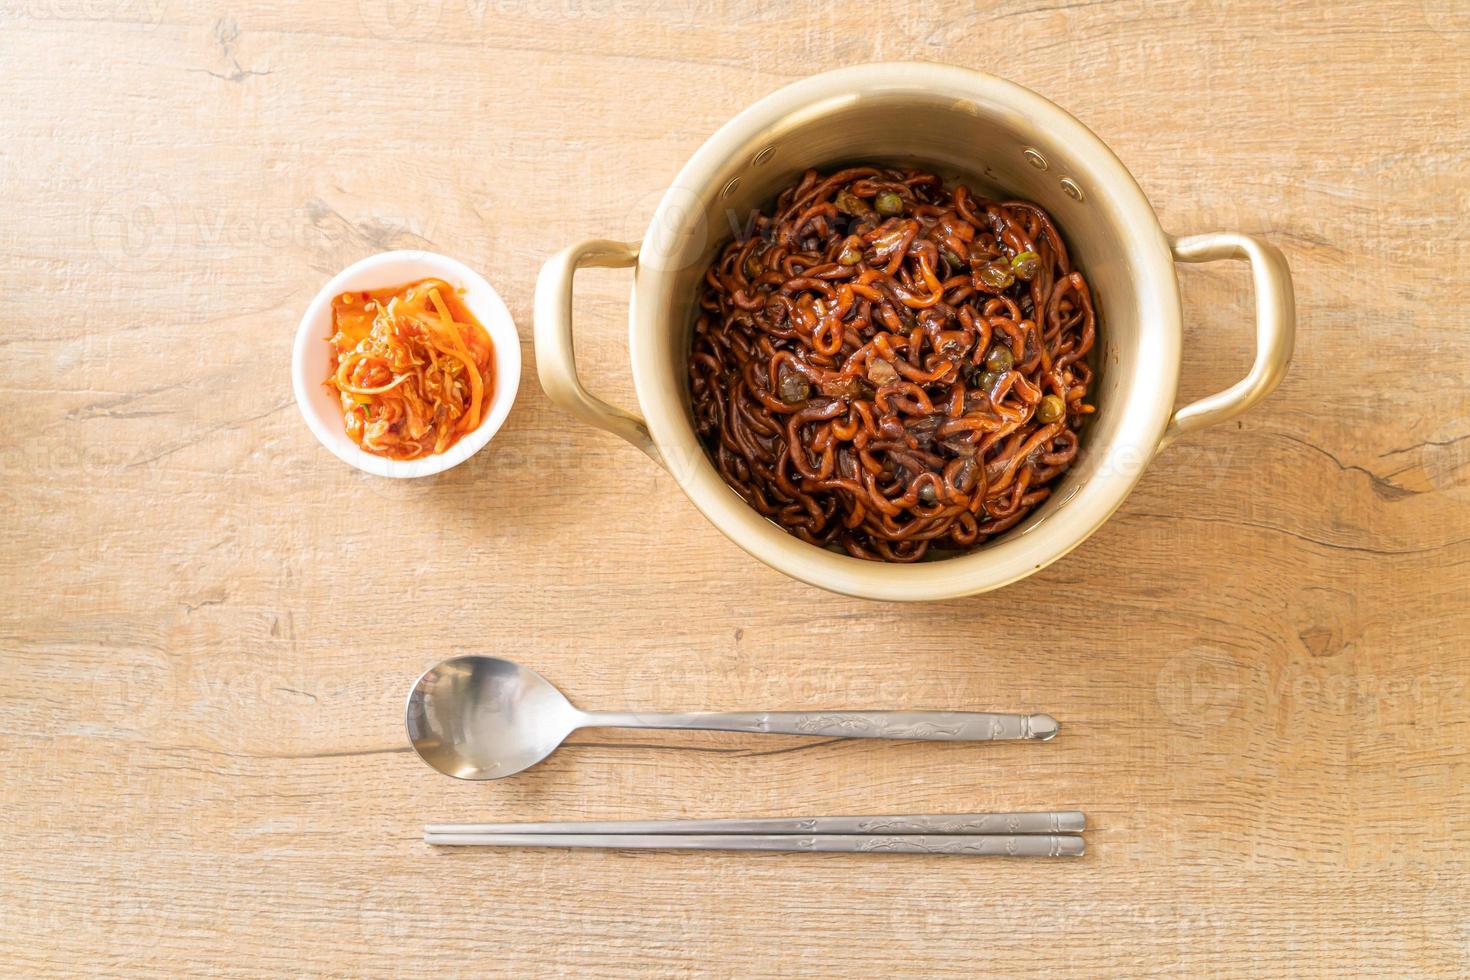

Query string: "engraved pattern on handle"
[[792, 716, 964, 738], [853, 814, 1069, 834], [849, 835, 1081, 856], [769, 711, 1056, 740]]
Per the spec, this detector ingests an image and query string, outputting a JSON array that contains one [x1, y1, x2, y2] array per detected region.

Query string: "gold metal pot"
[[535, 63, 1294, 601]]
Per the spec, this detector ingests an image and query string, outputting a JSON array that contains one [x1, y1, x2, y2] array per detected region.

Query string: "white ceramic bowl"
[[293, 250, 521, 478]]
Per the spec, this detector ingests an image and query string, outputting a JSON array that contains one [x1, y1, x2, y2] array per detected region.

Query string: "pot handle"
[[533, 238, 662, 465], [1161, 232, 1296, 451]]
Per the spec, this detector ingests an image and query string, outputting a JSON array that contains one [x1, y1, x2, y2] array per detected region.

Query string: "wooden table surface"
[[3, 1, 1467, 975]]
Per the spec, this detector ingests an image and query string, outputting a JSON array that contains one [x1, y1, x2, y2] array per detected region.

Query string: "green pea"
[[1036, 394, 1066, 423], [975, 260, 1015, 292], [984, 344, 1015, 372], [1011, 250, 1040, 281], [874, 190, 904, 216], [978, 369, 1004, 393], [837, 239, 863, 265]]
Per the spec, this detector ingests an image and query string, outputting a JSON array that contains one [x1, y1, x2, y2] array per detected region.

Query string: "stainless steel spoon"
[[405, 655, 1058, 780]]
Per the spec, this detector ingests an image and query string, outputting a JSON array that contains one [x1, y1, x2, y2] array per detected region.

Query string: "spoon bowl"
[[406, 656, 579, 779]]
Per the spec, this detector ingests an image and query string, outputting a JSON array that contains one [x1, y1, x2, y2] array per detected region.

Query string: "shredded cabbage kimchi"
[[326, 279, 495, 460]]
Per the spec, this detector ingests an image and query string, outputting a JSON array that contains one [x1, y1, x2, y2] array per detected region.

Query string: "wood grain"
[[2, 0, 1467, 975]]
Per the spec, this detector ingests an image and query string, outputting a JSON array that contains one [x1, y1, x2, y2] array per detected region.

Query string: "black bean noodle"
[[688, 167, 1097, 562]]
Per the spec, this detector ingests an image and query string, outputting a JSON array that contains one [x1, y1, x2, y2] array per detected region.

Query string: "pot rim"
[[631, 62, 1180, 601]]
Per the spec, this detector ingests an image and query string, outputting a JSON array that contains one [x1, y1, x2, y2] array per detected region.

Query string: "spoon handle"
[[578, 710, 1057, 741], [426, 832, 1084, 857]]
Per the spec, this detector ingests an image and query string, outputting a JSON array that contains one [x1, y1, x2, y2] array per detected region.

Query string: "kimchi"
[[326, 279, 495, 460]]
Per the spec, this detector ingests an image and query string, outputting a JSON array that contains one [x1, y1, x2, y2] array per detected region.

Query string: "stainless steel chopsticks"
[[425, 832, 1083, 856], [426, 810, 1084, 836], [424, 811, 1086, 857]]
